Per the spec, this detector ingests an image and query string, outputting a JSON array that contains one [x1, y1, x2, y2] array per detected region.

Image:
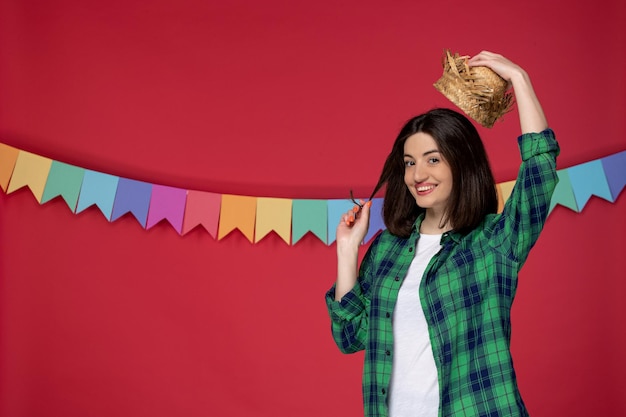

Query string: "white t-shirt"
[[388, 233, 441, 417]]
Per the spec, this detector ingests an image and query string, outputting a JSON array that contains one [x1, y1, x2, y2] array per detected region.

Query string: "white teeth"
[[417, 185, 435, 192]]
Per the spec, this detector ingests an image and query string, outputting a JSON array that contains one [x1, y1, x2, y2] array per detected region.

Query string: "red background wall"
[[1, 1, 625, 416]]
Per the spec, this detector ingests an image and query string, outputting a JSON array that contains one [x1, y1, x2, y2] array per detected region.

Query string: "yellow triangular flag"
[[255, 197, 292, 244], [7, 151, 53, 202], [218, 195, 257, 242], [497, 180, 516, 213]]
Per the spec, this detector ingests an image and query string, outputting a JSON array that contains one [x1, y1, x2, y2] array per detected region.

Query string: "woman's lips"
[[416, 184, 436, 195]]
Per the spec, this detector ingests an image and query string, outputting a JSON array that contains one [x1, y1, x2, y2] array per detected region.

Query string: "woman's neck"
[[420, 212, 453, 235]]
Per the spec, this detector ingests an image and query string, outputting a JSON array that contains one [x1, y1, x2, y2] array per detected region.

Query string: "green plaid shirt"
[[326, 129, 559, 417]]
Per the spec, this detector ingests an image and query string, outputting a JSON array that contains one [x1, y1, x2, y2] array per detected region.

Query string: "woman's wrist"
[[509, 67, 530, 90]]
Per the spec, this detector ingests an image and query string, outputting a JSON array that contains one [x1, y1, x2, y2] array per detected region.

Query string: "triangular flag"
[[76, 170, 120, 220], [218, 195, 256, 242], [183, 190, 221, 238], [255, 197, 292, 244], [111, 178, 152, 227], [495, 184, 504, 214], [497, 180, 516, 213], [146, 185, 187, 233], [7, 151, 53, 202], [601, 151, 626, 200], [327, 199, 356, 245], [41, 161, 85, 211], [549, 169, 578, 213], [364, 198, 385, 244], [292, 199, 327, 245], [0, 143, 20, 192], [567, 160, 613, 210]]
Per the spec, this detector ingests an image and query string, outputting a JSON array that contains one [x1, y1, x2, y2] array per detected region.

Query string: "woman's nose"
[[413, 163, 427, 182]]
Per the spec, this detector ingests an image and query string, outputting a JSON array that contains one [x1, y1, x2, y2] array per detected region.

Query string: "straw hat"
[[433, 49, 513, 128]]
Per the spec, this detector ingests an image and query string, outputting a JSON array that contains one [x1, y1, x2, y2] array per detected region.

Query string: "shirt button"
[[386, 312, 390, 318], [385, 350, 391, 356], [394, 276, 400, 281], [408, 247, 413, 252], [382, 388, 386, 395]]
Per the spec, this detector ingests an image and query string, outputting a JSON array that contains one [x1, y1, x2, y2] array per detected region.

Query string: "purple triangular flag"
[[364, 198, 385, 243], [111, 178, 152, 227], [601, 151, 626, 200]]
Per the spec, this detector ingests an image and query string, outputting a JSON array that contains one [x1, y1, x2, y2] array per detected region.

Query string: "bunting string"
[[1, 142, 624, 245]]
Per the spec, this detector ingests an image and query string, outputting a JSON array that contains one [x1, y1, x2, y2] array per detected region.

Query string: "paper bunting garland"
[[256, 198, 293, 244], [112, 178, 152, 226], [6, 150, 52, 202], [0, 141, 624, 245], [42, 161, 85, 210], [182, 190, 221, 237], [76, 170, 119, 220], [292, 199, 327, 244], [146, 185, 187, 233]]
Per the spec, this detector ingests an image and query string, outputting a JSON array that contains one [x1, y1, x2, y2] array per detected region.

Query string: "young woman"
[[325, 51, 560, 417]]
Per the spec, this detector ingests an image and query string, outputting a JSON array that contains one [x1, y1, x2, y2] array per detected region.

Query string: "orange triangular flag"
[[218, 195, 256, 242], [0, 143, 20, 192]]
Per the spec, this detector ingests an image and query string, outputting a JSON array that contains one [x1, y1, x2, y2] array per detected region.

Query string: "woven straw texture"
[[433, 50, 513, 128]]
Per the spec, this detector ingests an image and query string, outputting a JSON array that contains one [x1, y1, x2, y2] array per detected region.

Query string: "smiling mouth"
[[416, 185, 436, 192]]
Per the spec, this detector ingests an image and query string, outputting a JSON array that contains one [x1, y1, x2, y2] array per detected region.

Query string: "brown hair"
[[371, 108, 498, 237]]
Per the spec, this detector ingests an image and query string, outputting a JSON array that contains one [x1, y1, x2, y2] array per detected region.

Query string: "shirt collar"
[[412, 213, 462, 244]]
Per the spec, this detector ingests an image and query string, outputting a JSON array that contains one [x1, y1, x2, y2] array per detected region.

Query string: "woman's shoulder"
[[366, 228, 414, 257], [376, 228, 412, 244]]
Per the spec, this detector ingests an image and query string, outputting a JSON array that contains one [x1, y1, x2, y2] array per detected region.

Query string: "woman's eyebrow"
[[404, 149, 439, 158]]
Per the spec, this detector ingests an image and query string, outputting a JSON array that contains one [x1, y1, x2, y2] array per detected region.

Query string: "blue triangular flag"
[[76, 170, 120, 220], [566, 160, 613, 210]]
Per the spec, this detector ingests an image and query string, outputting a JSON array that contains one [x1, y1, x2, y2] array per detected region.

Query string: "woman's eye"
[[428, 157, 440, 164], [404, 160, 415, 167]]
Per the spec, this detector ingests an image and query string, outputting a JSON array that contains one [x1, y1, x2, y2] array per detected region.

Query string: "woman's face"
[[403, 132, 453, 214]]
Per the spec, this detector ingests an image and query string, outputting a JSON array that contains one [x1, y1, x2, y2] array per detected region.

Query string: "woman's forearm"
[[334, 246, 359, 301], [510, 69, 548, 134]]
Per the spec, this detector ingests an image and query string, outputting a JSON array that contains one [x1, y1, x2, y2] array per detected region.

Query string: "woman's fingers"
[[467, 51, 521, 83], [341, 201, 372, 227]]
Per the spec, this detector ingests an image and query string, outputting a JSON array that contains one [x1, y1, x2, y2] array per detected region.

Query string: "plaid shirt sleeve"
[[325, 234, 381, 354], [489, 128, 560, 265]]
